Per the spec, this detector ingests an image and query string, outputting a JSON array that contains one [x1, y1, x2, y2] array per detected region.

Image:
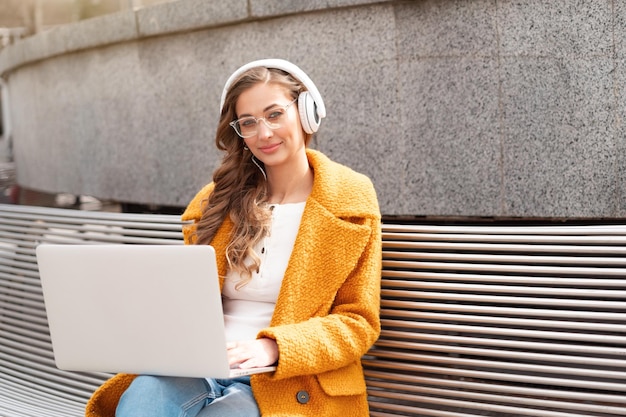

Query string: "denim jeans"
[[115, 375, 260, 417]]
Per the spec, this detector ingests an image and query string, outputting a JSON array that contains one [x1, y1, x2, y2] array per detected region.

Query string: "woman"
[[85, 59, 382, 417]]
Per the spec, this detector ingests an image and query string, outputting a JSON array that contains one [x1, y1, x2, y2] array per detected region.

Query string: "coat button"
[[296, 390, 310, 404]]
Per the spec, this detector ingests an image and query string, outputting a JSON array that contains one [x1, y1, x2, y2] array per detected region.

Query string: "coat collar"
[[305, 149, 379, 219]]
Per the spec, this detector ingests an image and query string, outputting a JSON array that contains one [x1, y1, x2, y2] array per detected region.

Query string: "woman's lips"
[[258, 142, 281, 154]]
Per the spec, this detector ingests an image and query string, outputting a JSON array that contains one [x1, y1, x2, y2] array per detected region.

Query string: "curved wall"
[[0, 0, 624, 219]]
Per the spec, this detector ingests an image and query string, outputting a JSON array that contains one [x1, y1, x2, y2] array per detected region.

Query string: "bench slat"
[[383, 269, 626, 286]]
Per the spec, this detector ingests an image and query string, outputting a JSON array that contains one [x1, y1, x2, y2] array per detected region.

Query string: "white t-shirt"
[[222, 202, 305, 342]]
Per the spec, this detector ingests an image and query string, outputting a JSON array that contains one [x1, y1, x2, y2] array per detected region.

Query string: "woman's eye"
[[240, 118, 256, 127], [267, 110, 284, 121]]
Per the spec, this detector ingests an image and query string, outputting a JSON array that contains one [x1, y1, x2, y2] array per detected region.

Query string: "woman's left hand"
[[226, 337, 279, 369]]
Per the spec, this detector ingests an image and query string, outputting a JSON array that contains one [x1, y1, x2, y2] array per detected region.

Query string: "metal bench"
[[0, 203, 625, 417]]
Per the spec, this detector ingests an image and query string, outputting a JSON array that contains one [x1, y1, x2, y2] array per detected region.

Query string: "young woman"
[[85, 59, 382, 417]]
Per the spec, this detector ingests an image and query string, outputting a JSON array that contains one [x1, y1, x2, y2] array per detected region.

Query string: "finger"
[[227, 346, 252, 367]]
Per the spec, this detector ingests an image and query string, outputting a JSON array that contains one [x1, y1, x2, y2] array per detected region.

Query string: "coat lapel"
[[271, 198, 371, 324]]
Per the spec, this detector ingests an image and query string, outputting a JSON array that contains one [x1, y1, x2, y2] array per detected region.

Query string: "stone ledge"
[[0, 0, 389, 77], [250, 0, 395, 17], [0, 11, 137, 76]]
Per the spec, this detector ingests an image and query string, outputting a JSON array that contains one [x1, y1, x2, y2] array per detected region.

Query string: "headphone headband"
[[219, 59, 326, 122]]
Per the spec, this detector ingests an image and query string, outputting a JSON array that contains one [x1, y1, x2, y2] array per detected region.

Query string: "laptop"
[[35, 244, 276, 379]]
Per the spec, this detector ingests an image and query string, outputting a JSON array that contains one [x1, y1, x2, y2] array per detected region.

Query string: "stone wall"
[[0, 0, 624, 219]]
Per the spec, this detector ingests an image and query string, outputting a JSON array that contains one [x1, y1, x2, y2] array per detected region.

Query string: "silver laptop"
[[36, 244, 276, 379]]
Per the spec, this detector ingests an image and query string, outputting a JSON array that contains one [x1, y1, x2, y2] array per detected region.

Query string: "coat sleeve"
[[84, 373, 136, 417], [181, 182, 214, 244], [257, 213, 382, 379]]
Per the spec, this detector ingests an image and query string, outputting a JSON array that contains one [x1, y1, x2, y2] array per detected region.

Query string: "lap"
[[116, 375, 258, 417]]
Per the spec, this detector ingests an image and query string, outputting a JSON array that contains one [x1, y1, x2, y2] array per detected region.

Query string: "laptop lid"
[[36, 244, 274, 379]]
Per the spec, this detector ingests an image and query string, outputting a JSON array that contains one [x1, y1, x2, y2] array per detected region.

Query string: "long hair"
[[194, 66, 311, 287]]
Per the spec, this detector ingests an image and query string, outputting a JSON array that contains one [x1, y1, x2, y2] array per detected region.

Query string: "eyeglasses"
[[229, 98, 298, 138]]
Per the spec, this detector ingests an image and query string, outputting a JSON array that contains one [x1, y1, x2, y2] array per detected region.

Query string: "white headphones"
[[220, 59, 326, 134]]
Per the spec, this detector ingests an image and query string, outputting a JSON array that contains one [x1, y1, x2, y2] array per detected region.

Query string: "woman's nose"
[[256, 119, 273, 139]]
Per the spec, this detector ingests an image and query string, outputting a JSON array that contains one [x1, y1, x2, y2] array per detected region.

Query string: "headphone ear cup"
[[298, 91, 320, 134]]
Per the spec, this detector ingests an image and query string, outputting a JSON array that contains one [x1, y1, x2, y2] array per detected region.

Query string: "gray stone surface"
[[136, 0, 248, 37], [398, 56, 502, 217], [496, 0, 619, 218], [497, 0, 613, 57], [499, 57, 618, 218], [615, 1, 626, 217], [2, 0, 625, 219], [394, 0, 502, 217], [396, 0, 499, 58]]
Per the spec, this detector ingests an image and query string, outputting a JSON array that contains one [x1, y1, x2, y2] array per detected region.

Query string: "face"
[[235, 82, 306, 171]]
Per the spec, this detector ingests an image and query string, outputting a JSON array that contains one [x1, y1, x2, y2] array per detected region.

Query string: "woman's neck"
[[266, 153, 313, 205]]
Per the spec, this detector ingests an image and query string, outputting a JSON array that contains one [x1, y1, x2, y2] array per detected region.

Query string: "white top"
[[222, 202, 306, 342]]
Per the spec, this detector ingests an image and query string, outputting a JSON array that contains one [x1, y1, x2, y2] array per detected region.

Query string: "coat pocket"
[[316, 361, 367, 396]]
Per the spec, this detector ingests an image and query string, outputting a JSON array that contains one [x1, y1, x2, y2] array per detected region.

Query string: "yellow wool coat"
[[84, 149, 382, 417]]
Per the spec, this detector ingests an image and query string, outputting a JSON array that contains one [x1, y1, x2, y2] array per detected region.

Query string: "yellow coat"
[[85, 149, 382, 417]]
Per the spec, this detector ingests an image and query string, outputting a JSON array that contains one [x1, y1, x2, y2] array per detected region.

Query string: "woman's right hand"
[[226, 337, 278, 369]]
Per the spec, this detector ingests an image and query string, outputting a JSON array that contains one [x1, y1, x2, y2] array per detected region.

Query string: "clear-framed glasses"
[[229, 98, 298, 138]]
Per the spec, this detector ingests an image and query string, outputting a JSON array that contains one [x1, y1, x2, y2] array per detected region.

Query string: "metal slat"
[[380, 318, 626, 344], [0, 338, 55, 363], [0, 204, 180, 223], [0, 389, 85, 417], [0, 228, 183, 245], [0, 214, 183, 230], [383, 269, 626, 286], [0, 283, 44, 302], [0, 222, 183, 239], [385, 250, 626, 267], [0, 292, 48, 310], [382, 289, 626, 309], [384, 239, 626, 255], [0, 274, 44, 292], [379, 329, 626, 357], [381, 299, 626, 321], [381, 223, 626, 235], [384, 259, 626, 277], [0, 366, 98, 401], [0, 354, 103, 392], [369, 401, 479, 417], [374, 338, 624, 369], [383, 279, 626, 298], [0, 250, 37, 262], [0, 313, 50, 333], [383, 231, 626, 245], [381, 308, 626, 334]]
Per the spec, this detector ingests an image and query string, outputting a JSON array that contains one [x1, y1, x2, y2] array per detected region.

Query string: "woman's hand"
[[226, 337, 279, 369]]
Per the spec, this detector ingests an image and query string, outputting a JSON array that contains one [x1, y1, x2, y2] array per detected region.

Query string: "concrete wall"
[[0, 0, 624, 219]]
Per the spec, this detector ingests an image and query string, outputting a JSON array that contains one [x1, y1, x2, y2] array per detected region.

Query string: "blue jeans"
[[115, 375, 260, 417]]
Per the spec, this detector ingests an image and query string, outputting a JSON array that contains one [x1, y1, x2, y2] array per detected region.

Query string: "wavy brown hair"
[[194, 66, 312, 287]]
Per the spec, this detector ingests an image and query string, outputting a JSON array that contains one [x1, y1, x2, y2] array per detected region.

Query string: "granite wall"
[[0, 0, 624, 219]]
